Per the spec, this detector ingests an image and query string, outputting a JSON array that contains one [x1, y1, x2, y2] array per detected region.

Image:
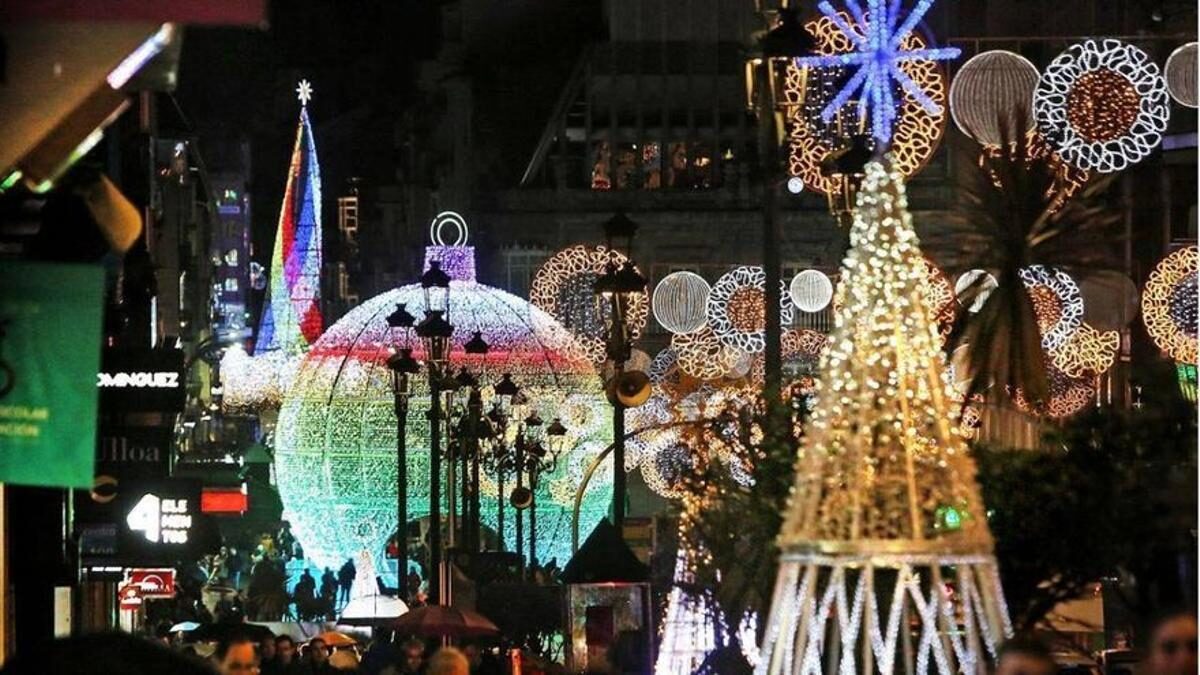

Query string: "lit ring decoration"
[[1012, 365, 1094, 419], [640, 435, 694, 500], [706, 266, 793, 354], [783, 12, 947, 196], [1141, 246, 1198, 364], [1033, 39, 1170, 173], [782, 328, 828, 361], [921, 258, 957, 333], [949, 50, 1041, 146], [429, 210, 469, 247], [529, 245, 649, 364], [1164, 42, 1197, 108], [789, 270, 834, 313], [672, 326, 739, 381], [652, 271, 711, 334], [1049, 322, 1119, 378], [1019, 264, 1084, 351]]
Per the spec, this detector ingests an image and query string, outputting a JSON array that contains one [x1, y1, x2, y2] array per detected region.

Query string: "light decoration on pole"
[[706, 266, 793, 354], [792, 0, 961, 146], [788, 270, 833, 312], [273, 224, 613, 575], [949, 50, 1040, 146], [256, 80, 324, 355], [756, 162, 1011, 675], [652, 271, 711, 334], [672, 327, 739, 381], [1033, 39, 1170, 173], [1019, 264, 1084, 351], [955, 269, 998, 314], [1165, 42, 1197, 108], [783, 9, 950, 200], [1141, 246, 1198, 364], [530, 245, 649, 363]]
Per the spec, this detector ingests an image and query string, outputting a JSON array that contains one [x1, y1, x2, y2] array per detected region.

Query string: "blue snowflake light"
[[795, 0, 961, 146]]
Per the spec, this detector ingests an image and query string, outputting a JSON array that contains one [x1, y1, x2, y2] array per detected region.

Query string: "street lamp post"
[[593, 212, 646, 527], [462, 330, 490, 552], [526, 417, 567, 567], [386, 303, 419, 599], [485, 373, 520, 551], [416, 260, 453, 605]]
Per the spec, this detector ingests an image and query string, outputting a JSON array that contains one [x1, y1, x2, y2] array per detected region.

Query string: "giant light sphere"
[[275, 232, 613, 574], [949, 50, 1040, 146], [652, 271, 710, 334], [789, 270, 834, 313]]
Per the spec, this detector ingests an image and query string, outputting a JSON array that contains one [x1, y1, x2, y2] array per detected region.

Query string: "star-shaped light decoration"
[[795, 0, 960, 146], [295, 79, 313, 106]]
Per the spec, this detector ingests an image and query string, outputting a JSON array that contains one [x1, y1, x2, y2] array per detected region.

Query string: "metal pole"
[[496, 465, 505, 552], [428, 376, 443, 605], [758, 61, 783, 399], [528, 472, 538, 567], [612, 403, 626, 525], [514, 438, 524, 567], [395, 392, 409, 600]]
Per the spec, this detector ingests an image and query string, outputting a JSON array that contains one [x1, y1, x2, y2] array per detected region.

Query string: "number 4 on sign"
[[126, 493, 161, 543]]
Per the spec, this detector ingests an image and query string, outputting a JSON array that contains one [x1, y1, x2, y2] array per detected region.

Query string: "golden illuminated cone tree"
[[756, 162, 1011, 675]]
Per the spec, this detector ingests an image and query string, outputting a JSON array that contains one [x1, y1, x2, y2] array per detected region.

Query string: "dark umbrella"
[[186, 621, 274, 643], [391, 606, 500, 638]]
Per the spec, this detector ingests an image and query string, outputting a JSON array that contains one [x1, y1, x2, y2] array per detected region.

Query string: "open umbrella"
[[187, 622, 274, 643], [169, 621, 200, 633], [392, 606, 499, 638], [313, 631, 358, 648], [338, 594, 408, 626]]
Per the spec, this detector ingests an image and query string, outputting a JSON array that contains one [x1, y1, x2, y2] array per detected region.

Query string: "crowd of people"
[[214, 632, 504, 675]]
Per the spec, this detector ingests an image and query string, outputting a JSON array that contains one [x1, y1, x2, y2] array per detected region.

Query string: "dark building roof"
[[560, 518, 650, 584]]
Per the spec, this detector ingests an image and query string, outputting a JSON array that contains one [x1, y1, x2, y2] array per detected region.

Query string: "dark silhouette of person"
[[337, 559, 356, 606], [294, 569, 317, 621], [319, 568, 337, 617]]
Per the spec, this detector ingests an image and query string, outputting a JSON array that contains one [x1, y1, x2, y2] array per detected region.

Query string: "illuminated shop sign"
[[98, 349, 185, 412], [126, 493, 193, 544]]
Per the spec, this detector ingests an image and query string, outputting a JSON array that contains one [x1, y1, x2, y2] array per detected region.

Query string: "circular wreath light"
[[921, 258, 957, 330], [672, 326, 738, 381], [949, 50, 1041, 146], [789, 269, 834, 312], [783, 12, 947, 196], [1050, 322, 1120, 378], [1020, 264, 1084, 350], [955, 269, 998, 313], [1141, 246, 1198, 364], [1033, 39, 1170, 173], [640, 437, 695, 500], [652, 271, 711, 334], [1012, 365, 1094, 419], [706, 266, 793, 354], [529, 245, 649, 363], [1165, 42, 1198, 108]]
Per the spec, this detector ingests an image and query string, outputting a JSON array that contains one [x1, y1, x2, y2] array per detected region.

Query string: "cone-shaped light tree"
[[756, 161, 1011, 675], [255, 80, 324, 355]]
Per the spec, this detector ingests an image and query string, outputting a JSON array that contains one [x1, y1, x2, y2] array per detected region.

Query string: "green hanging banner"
[[0, 262, 104, 489]]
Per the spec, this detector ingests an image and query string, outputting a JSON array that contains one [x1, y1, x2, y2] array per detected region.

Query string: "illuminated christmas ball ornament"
[[789, 270, 834, 312], [786, 176, 806, 194], [949, 50, 1040, 146], [1034, 39, 1170, 173], [652, 271, 711, 334], [1019, 265, 1083, 350], [274, 235, 612, 575], [955, 269, 998, 313], [530, 245, 649, 363], [1165, 42, 1197, 108], [1142, 246, 1198, 364], [706, 266, 793, 353]]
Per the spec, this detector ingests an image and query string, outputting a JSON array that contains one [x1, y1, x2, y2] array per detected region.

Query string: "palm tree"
[[928, 110, 1123, 409]]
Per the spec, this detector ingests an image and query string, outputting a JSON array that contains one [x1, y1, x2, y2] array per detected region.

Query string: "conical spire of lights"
[[255, 80, 324, 355], [756, 161, 1010, 675]]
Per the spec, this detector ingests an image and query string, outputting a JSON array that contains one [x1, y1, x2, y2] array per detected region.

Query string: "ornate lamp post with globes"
[[386, 303, 420, 597], [415, 259, 453, 605]]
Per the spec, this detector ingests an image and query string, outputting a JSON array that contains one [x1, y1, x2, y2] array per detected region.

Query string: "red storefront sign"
[[117, 584, 142, 610], [201, 486, 248, 514], [127, 568, 176, 598]]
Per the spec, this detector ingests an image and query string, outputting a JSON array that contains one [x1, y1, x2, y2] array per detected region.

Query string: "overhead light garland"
[[1033, 39, 1170, 173], [1142, 246, 1198, 364], [706, 266, 793, 354], [530, 245, 649, 363], [1019, 264, 1084, 351], [784, 9, 949, 198]]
